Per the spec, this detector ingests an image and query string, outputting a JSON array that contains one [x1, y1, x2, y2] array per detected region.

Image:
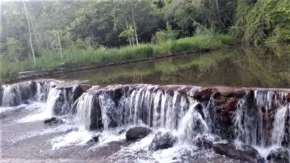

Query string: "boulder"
[[87, 135, 99, 144], [149, 131, 177, 151], [88, 92, 103, 130], [195, 136, 220, 149], [125, 126, 151, 141], [193, 88, 215, 101], [118, 129, 126, 135], [212, 143, 264, 163], [267, 148, 290, 163], [44, 117, 64, 125]]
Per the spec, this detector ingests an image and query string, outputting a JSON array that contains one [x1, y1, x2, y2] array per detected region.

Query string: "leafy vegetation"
[[0, 0, 289, 80], [0, 33, 231, 79], [233, 0, 290, 45]]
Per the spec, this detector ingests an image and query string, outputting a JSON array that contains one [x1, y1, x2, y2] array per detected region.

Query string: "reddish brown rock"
[[193, 88, 215, 101], [216, 87, 246, 98]]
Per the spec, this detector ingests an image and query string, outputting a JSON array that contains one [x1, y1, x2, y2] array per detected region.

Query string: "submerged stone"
[[44, 117, 64, 125], [267, 148, 290, 163], [211, 143, 264, 163], [118, 129, 126, 135], [87, 135, 99, 145], [149, 131, 177, 151], [125, 126, 151, 141]]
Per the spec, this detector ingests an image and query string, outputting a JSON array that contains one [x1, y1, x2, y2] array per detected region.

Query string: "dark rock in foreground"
[[211, 143, 264, 163], [87, 135, 99, 145], [44, 117, 64, 125], [267, 148, 290, 163], [149, 131, 177, 151], [126, 126, 151, 141]]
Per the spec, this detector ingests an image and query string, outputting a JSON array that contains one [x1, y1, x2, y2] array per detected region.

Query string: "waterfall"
[[45, 88, 61, 118], [271, 105, 288, 145], [99, 93, 116, 130], [177, 99, 208, 143], [0, 80, 59, 107], [153, 90, 162, 128], [234, 89, 289, 149], [74, 93, 94, 130], [2, 80, 290, 159], [2, 82, 31, 106], [71, 85, 213, 143]]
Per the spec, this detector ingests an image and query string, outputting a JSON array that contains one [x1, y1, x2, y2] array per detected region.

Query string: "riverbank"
[[0, 34, 233, 82]]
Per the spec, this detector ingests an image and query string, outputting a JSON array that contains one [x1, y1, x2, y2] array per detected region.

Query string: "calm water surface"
[[58, 46, 290, 88]]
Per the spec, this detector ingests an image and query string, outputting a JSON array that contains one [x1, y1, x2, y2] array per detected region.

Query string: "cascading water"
[[44, 87, 62, 118], [0, 80, 58, 107], [2, 81, 290, 162], [177, 99, 209, 143], [271, 105, 288, 146], [234, 89, 290, 158], [74, 93, 95, 130]]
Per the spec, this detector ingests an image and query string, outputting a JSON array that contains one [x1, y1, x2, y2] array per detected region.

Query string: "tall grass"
[[0, 33, 233, 80]]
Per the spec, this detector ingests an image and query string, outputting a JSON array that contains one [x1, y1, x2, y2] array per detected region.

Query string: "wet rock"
[[87, 135, 99, 144], [44, 117, 64, 125], [52, 84, 84, 116], [1, 81, 36, 106], [216, 87, 246, 98], [193, 88, 215, 101], [283, 108, 290, 147], [212, 143, 264, 163], [79, 84, 92, 92], [195, 136, 219, 149], [125, 126, 151, 141], [149, 131, 177, 151], [89, 92, 104, 130], [267, 148, 290, 163], [118, 129, 126, 135]]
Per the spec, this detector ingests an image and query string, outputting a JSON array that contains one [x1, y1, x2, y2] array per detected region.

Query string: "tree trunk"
[[126, 20, 132, 46], [22, 0, 36, 64], [130, 4, 139, 46], [57, 31, 63, 61]]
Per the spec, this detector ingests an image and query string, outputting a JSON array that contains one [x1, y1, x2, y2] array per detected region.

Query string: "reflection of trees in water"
[[61, 46, 290, 87], [219, 46, 290, 87]]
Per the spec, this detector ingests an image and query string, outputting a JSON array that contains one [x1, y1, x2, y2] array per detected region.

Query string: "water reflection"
[[58, 46, 290, 88]]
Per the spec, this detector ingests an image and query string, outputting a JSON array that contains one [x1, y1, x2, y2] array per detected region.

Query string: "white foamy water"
[[45, 88, 61, 117], [271, 105, 288, 145], [51, 130, 93, 150], [177, 100, 208, 144], [253, 145, 281, 159], [74, 93, 94, 130], [16, 102, 47, 123], [51, 126, 130, 150], [108, 133, 154, 162], [12, 124, 75, 144], [0, 104, 27, 114], [96, 130, 126, 147]]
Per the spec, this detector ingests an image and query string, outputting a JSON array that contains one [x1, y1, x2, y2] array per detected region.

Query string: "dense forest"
[[0, 0, 290, 79]]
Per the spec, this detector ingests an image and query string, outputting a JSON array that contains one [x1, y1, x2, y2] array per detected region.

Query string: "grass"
[[0, 33, 233, 80]]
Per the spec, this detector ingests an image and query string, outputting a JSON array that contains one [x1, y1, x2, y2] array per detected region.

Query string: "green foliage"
[[234, 0, 290, 44], [0, 34, 232, 80], [152, 22, 178, 44]]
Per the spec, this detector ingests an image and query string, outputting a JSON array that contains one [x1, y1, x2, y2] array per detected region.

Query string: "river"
[[1, 47, 290, 163]]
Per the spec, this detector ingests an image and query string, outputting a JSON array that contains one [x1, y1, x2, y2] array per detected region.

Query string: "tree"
[[22, 0, 36, 64]]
